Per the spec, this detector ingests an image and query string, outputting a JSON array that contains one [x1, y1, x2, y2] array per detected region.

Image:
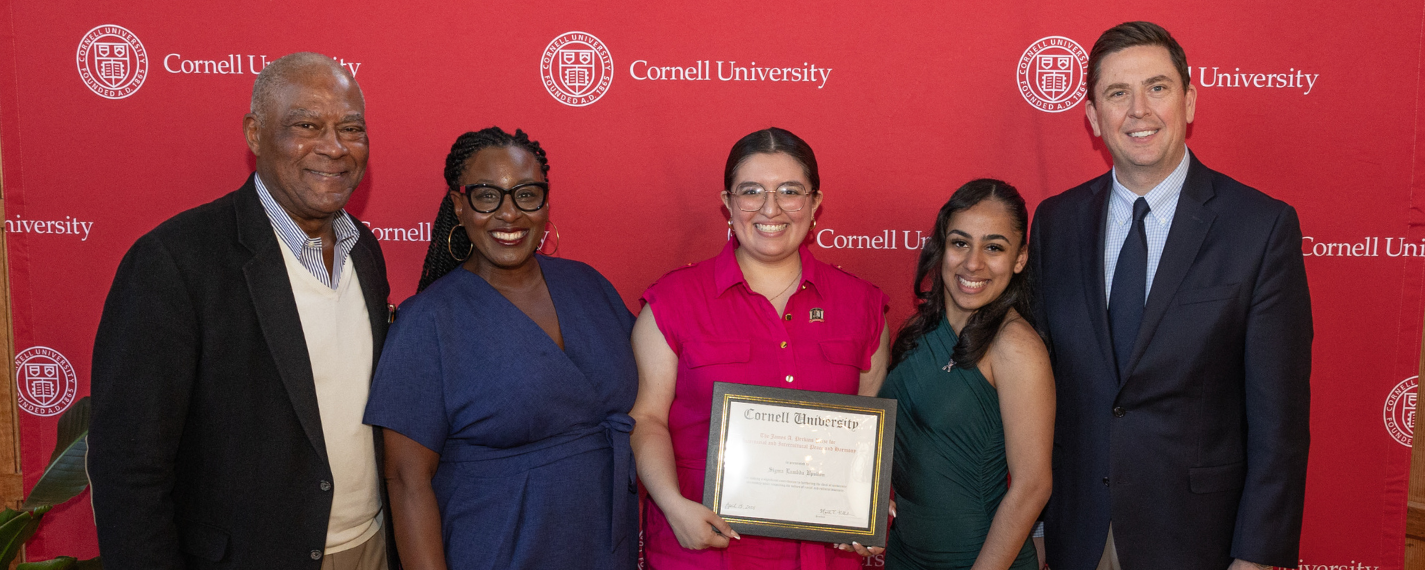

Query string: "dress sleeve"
[[363, 302, 450, 454], [860, 287, 892, 370], [640, 279, 683, 356], [594, 268, 636, 334]]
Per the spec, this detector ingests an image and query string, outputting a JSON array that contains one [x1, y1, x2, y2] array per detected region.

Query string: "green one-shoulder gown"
[[876, 322, 1036, 569]]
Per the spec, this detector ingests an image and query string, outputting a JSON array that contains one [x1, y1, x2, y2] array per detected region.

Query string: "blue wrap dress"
[[363, 256, 638, 570]]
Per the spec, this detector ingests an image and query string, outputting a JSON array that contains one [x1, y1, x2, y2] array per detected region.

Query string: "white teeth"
[[1129, 130, 1156, 138], [755, 223, 788, 232], [958, 276, 987, 289], [491, 230, 527, 241]]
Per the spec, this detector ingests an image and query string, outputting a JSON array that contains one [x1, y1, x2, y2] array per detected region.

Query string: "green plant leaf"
[[22, 397, 91, 510], [0, 510, 43, 567], [73, 557, 101, 570], [46, 397, 90, 469], [0, 508, 22, 562], [17, 555, 76, 569]]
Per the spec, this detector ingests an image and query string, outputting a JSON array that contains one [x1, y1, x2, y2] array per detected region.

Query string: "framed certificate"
[[702, 382, 897, 547]]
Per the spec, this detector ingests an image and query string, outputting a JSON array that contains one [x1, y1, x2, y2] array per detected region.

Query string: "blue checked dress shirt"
[[254, 174, 360, 289], [1103, 149, 1192, 304]]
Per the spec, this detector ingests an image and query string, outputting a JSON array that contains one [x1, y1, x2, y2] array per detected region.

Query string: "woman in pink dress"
[[630, 128, 891, 569]]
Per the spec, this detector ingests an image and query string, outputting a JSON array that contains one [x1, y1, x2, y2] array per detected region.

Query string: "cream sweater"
[[276, 236, 381, 554]]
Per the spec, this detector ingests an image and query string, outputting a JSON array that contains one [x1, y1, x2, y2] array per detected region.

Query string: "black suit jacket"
[[1031, 154, 1311, 570], [89, 175, 396, 569]]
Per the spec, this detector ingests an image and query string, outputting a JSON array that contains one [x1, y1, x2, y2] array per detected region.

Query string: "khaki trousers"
[[321, 529, 387, 570], [1095, 524, 1121, 570]]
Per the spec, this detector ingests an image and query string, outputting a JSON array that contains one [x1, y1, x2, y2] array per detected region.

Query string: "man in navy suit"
[[1031, 22, 1311, 570]]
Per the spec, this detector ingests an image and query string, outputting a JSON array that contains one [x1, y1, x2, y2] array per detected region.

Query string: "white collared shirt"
[[1104, 149, 1192, 303]]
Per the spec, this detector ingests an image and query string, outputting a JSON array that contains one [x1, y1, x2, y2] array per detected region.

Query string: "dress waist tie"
[[602, 414, 636, 552]]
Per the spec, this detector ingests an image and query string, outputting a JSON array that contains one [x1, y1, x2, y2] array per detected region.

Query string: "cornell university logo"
[[1384, 375, 1417, 446], [76, 24, 148, 99], [1016, 36, 1088, 113], [541, 31, 613, 107], [15, 346, 77, 417]]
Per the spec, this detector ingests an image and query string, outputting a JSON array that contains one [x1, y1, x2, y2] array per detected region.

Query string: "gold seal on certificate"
[[702, 382, 897, 546]]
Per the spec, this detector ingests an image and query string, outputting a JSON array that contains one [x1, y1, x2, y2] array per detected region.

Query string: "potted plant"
[[0, 396, 99, 569]]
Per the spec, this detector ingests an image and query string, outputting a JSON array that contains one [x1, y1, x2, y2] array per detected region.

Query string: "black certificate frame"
[[702, 382, 897, 547]]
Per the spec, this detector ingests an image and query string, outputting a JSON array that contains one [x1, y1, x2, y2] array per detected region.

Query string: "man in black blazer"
[[1031, 22, 1311, 570], [89, 53, 396, 569]]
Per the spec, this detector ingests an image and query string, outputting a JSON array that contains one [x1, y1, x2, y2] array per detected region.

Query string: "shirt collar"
[[1109, 147, 1191, 226], [254, 173, 360, 253], [713, 238, 820, 297]]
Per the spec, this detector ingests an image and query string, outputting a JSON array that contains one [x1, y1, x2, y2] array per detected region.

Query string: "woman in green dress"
[[878, 179, 1053, 569]]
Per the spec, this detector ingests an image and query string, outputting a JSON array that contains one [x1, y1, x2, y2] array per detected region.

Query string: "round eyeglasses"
[[726, 185, 817, 212], [459, 182, 548, 214]]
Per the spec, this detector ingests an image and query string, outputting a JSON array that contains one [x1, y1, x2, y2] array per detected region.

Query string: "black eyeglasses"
[[458, 182, 549, 214]]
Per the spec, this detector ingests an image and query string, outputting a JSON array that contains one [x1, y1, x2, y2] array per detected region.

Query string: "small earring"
[[540, 220, 561, 256], [727, 220, 733, 230], [447, 225, 473, 261]]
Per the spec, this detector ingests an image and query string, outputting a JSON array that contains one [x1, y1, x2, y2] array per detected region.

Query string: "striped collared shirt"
[[1103, 148, 1191, 304], [254, 174, 359, 289]]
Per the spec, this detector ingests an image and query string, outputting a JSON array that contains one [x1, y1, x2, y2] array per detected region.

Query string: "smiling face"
[[1085, 44, 1197, 192], [940, 199, 1028, 327], [244, 64, 368, 228], [723, 152, 822, 264], [451, 145, 548, 272]]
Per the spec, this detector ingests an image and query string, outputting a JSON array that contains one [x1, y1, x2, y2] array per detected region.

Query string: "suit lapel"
[[348, 224, 388, 369], [1123, 154, 1217, 376], [1077, 174, 1118, 381], [342, 215, 393, 555], [234, 176, 329, 464], [347, 220, 391, 527]]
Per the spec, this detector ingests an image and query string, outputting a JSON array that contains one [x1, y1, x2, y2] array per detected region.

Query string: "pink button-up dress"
[[641, 240, 890, 570]]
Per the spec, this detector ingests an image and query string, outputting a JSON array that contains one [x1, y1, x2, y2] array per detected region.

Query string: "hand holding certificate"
[[702, 382, 897, 547]]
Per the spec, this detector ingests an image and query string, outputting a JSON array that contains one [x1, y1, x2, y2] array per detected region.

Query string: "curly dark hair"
[[890, 179, 1034, 370], [416, 127, 550, 292]]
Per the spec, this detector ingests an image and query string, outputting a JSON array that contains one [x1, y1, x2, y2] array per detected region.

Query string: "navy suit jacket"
[[89, 176, 397, 570], [1031, 154, 1311, 570]]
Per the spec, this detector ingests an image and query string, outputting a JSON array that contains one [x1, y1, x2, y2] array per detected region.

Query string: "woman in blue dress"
[[364, 127, 638, 570]]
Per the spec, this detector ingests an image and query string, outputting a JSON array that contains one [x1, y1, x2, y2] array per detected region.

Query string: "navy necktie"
[[1109, 197, 1150, 377]]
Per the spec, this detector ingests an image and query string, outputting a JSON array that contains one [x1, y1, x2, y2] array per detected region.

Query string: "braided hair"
[[417, 127, 551, 292], [889, 179, 1034, 370]]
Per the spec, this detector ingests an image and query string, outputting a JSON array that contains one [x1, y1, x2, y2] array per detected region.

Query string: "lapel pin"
[[943, 358, 956, 372], [809, 308, 825, 323]]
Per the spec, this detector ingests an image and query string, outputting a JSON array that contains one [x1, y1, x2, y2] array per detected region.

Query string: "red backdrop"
[[1, 1, 1422, 568]]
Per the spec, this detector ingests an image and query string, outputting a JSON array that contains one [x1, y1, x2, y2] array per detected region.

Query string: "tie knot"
[[1132, 197, 1151, 224]]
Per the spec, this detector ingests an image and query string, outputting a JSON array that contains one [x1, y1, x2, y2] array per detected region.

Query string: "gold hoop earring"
[[540, 220, 561, 256], [447, 225, 473, 261]]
